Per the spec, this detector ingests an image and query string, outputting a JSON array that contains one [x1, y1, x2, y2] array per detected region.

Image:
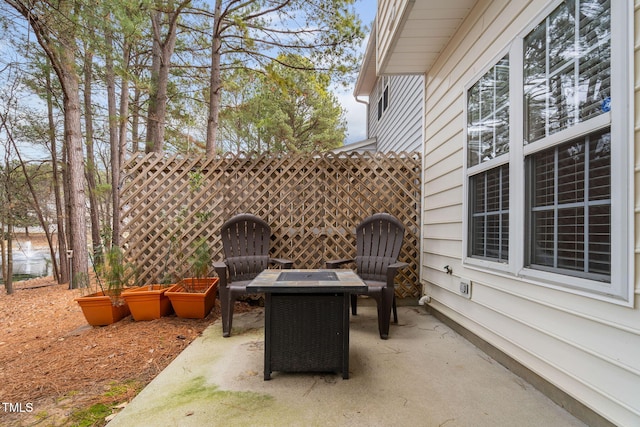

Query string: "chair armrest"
[[389, 262, 409, 270], [269, 258, 294, 269], [325, 258, 355, 269], [212, 260, 227, 271], [212, 261, 228, 287], [386, 262, 409, 284]]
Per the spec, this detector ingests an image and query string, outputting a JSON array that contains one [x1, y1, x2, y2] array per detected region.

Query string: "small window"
[[377, 76, 390, 121], [469, 165, 509, 261], [466, 55, 509, 263], [383, 85, 389, 110]]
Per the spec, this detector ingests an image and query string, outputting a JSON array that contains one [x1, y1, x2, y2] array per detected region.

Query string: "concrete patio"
[[107, 302, 586, 427]]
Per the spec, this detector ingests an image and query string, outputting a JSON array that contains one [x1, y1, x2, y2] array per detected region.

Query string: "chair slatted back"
[[220, 214, 271, 282], [355, 213, 405, 282]]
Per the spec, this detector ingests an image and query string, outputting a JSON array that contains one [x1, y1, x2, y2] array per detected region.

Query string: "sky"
[[0, 2, 377, 159], [339, 1, 377, 145]]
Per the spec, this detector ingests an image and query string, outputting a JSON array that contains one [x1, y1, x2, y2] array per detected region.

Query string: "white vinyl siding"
[[368, 74, 423, 152], [418, 0, 638, 425]]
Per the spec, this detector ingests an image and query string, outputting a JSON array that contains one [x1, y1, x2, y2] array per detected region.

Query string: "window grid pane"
[[470, 165, 509, 261], [589, 205, 611, 275], [524, 0, 611, 143], [579, 0, 611, 121], [557, 142, 585, 204], [467, 56, 509, 167], [532, 210, 555, 267], [557, 207, 585, 271]]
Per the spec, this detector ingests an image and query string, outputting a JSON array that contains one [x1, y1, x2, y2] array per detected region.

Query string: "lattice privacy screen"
[[121, 151, 421, 298]]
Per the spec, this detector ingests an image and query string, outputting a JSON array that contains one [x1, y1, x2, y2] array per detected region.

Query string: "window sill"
[[462, 262, 632, 307]]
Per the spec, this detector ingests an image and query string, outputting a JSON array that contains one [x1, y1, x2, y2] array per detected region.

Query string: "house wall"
[[377, 0, 411, 74], [368, 74, 423, 152], [420, 1, 640, 426]]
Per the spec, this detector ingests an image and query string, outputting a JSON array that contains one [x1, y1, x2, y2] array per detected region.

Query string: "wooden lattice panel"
[[121, 151, 422, 298]]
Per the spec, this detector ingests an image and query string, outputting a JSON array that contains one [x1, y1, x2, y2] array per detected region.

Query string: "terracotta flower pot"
[[166, 278, 218, 319], [75, 291, 130, 326], [121, 285, 174, 321]]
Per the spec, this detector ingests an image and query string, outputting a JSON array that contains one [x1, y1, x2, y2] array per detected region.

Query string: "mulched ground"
[[0, 277, 253, 426]]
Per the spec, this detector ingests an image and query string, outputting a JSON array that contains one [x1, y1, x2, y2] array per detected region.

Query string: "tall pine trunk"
[[145, 25, 164, 153], [146, 3, 185, 153], [118, 43, 131, 169], [6, 0, 90, 288], [83, 47, 103, 265], [2, 158, 13, 295], [205, 0, 223, 157], [60, 48, 89, 288], [132, 84, 141, 153], [45, 62, 68, 284], [115, 42, 131, 247], [105, 25, 121, 247]]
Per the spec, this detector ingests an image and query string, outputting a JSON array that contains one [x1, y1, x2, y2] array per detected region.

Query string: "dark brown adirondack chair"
[[326, 213, 407, 339], [213, 214, 293, 337]]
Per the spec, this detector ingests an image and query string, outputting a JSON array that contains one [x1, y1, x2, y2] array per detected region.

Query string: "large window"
[[463, 0, 629, 301], [523, 0, 611, 282]]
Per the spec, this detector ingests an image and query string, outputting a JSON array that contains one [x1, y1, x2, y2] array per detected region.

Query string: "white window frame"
[[463, 0, 633, 304], [463, 50, 512, 274], [377, 76, 390, 120]]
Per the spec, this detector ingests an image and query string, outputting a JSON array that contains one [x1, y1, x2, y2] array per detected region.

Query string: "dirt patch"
[[0, 277, 255, 426]]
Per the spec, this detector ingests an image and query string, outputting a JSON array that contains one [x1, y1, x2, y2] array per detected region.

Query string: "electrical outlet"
[[459, 278, 471, 298]]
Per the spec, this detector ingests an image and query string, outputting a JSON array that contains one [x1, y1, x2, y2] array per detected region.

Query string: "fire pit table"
[[246, 269, 366, 380]]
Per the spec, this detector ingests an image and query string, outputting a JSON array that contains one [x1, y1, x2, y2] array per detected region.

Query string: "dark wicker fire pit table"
[[246, 269, 366, 380]]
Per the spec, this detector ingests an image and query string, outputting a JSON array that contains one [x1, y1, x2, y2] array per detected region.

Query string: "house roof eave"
[[353, 19, 378, 98], [377, 0, 478, 75]]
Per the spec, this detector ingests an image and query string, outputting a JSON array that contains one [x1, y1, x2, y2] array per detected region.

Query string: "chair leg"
[[350, 293, 358, 315], [378, 287, 395, 339], [392, 294, 398, 324], [220, 286, 233, 337], [226, 298, 235, 337], [377, 302, 390, 340], [224, 297, 237, 338]]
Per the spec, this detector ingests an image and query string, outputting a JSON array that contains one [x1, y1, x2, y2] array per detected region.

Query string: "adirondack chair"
[[326, 213, 407, 339], [213, 214, 293, 337]]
